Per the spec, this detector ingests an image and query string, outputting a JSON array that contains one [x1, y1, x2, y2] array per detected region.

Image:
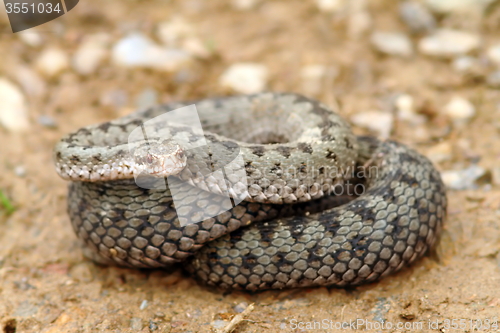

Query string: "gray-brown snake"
[[54, 93, 447, 291]]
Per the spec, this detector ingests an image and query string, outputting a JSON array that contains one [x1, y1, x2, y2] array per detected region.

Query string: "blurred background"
[[0, 0, 500, 332]]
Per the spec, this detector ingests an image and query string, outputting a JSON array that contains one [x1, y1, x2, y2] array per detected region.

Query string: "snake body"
[[54, 93, 447, 291]]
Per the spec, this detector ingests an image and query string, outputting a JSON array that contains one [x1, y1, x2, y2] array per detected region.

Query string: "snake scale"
[[54, 93, 447, 291]]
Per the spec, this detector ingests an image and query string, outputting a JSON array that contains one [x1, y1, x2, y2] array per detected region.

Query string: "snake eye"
[[146, 154, 153, 164]]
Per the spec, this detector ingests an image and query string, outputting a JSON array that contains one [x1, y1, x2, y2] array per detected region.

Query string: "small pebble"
[[130, 318, 143, 331], [11, 65, 46, 98], [139, 300, 148, 310], [441, 165, 486, 190], [418, 29, 481, 58], [14, 166, 26, 177], [100, 89, 128, 108], [232, 0, 260, 10], [395, 94, 426, 125], [112, 33, 192, 72], [219, 63, 268, 94], [182, 37, 211, 58], [0, 78, 29, 131], [315, 0, 345, 13], [426, 141, 452, 163], [351, 110, 393, 139], [17, 30, 43, 47], [35, 48, 69, 77], [487, 44, 500, 67], [38, 115, 57, 128], [72, 33, 110, 75], [13, 301, 38, 317], [425, 0, 495, 13], [399, 1, 436, 34], [211, 320, 227, 330], [452, 56, 478, 73], [370, 31, 413, 57], [486, 70, 500, 88], [135, 88, 158, 109], [69, 262, 93, 283], [234, 302, 249, 313], [157, 17, 194, 46], [149, 320, 158, 331], [443, 96, 475, 124]]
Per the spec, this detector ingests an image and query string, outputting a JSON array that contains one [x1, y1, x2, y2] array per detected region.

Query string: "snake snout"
[[133, 142, 187, 177]]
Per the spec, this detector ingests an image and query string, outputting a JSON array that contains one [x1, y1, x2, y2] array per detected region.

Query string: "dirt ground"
[[1, 0, 500, 332]]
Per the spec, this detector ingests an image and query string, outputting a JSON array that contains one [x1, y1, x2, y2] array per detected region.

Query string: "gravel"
[[112, 33, 192, 71], [219, 63, 268, 93], [418, 29, 481, 57], [441, 165, 486, 190], [370, 31, 413, 57], [444, 97, 475, 124], [0, 78, 30, 131], [351, 110, 393, 139], [35, 48, 69, 77], [72, 33, 110, 75], [399, 1, 436, 34], [425, 0, 495, 13]]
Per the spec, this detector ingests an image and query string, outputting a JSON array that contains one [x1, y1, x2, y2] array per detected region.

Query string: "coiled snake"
[[54, 93, 447, 291]]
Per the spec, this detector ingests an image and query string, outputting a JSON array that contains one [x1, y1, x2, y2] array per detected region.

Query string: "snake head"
[[132, 140, 187, 177]]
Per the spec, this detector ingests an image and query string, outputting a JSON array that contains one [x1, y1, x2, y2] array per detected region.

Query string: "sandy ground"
[[1, 1, 500, 332]]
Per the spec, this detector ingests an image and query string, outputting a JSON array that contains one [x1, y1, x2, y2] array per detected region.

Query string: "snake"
[[54, 92, 447, 291]]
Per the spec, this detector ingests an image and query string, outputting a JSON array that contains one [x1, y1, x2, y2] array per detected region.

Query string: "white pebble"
[[452, 56, 478, 73], [370, 31, 413, 57], [139, 300, 148, 310], [14, 165, 26, 177], [219, 63, 268, 94], [38, 115, 57, 128], [157, 17, 194, 46], [395, 94, 426, 125], [444, 96, 475, 123], [441, 165, 485, 190], [426, 142, 452, 164], [211, 320, 227, 330], [351, 110, 393, 139], [17, 30, 43, 47], [182, 37, 211, 58], [0, 78, 29, 131], [112, 33, 192, 72], [487, 44, 500, 67], [11, 65, 46, 98], [399, 1, 436, 34], [35, 48, 69, 77], [425, 0, 494, 13], [232, 0, 260, 10], [315, 0, 345, 13], [418, 29, 481, 57], [72, 33, 110, 75], [233, 302, 249, 313]]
